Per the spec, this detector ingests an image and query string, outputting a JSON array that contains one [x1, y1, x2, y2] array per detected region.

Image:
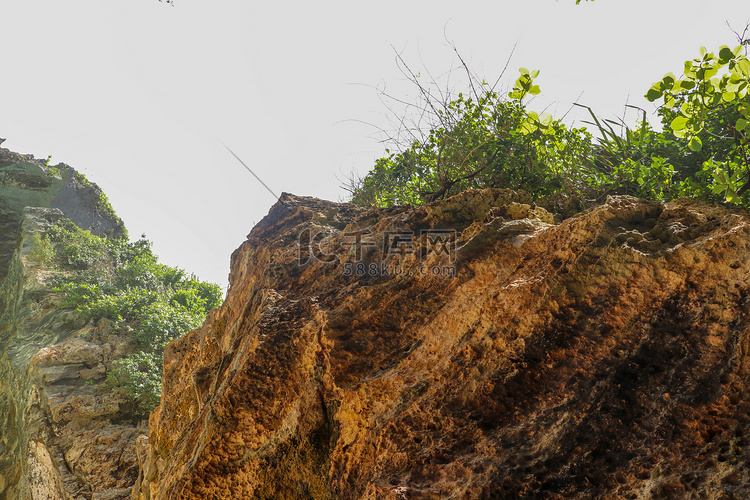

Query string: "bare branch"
[[726, 20, 750, 55], [490, 40, 518, 94]]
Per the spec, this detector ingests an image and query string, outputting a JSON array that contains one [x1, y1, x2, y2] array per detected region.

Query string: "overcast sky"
[[2, 0, 748, 287]]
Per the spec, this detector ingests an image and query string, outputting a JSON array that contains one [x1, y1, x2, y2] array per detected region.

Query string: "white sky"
[[2, 0, 748, 287]]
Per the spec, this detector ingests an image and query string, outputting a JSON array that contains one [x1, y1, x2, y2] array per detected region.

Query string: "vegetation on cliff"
[[350, 37, 750, 211], [46, 220, 222, 418]]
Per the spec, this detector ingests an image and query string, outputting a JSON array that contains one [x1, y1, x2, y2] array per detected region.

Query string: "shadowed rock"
[[135, 189, 750, 499]]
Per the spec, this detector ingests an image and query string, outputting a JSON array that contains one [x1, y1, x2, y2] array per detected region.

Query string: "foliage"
[[107, 351, 163, 415], [575, 105, 679, 200], [28, 233, 55, 265], [352, 36, 750, 211], [94, 191, 118, 219], [351, 69, 599, 207], [48, 222, 223, 419], [646, 44, 750, 203], [49, 221, 107, 269], [350, 65, 674, 208]]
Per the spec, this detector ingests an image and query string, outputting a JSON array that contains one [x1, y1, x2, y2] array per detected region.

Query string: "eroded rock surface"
[[136, 189, 750, 499], [0, 207, 144, 500], [0, 146, 125, 240], [0, 144, 139, 500]]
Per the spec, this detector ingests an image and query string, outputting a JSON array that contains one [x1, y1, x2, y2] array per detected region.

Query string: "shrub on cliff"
[[349, 68, 602, 207], [49, 221, 222, 418], [349, 64, 678, 209], [645, 43, 750, 203], [351, 88, 598, 206], [28, 233, 55, 265], [350, 37, 750, 210]]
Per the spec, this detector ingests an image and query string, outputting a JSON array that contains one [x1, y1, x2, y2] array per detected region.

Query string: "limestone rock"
[[27, 440, 66, 500], [33, 337, 105, 383], [0, 146, 138, 500], [0, 143, 125, 239], [136, 189, 750, 498]]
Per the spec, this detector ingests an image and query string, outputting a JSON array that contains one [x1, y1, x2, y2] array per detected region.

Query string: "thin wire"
[[221, 142, 297, 217], [222, 142, 281, 202]]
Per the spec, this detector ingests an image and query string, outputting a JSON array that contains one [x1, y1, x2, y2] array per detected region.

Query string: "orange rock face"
[[134, 190, 750, 499]]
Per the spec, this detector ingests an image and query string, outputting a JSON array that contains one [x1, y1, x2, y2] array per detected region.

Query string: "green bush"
[[48, 223, 223, 417], [135, 301, 205, 347], [49, 222, 107, 269], [107, 351, 163, 418], [55, 282, 106, 309], [352, 39, 750, 211], [81, 288, 160, 323], [350, 68, 610, 208], [28, 233, 55, 265], [646, 44, 750, 204]]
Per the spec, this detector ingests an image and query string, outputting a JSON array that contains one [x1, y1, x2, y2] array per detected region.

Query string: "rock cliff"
[[0, 145, 138, 500], [0, 147, 126, 240], [136, 189, 750, 499]]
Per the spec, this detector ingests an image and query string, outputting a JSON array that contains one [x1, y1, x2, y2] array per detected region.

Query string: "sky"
[[2, 0, 749, 288]]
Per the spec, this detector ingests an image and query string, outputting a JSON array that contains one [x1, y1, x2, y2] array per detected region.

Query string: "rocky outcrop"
[[0, 145, 139, 500], [137, 189, 750, 499], [0, 146, 126, 240], [1, 208, 142, 500]]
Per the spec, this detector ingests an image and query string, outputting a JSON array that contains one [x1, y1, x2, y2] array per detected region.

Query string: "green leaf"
[[714, 169, 728, 184], [519, 120, 537, 135], [723, 91, 736, 102], [736, 118, 749, 131], [671, 116, 688, 131], [704, 65, 719, 79], [684, 61, 697, 79], [519, 67, 530, 76], [662, 73, 676, 89], [729, 72, 745, 83], [645, 88, 663, 101], [719, 46, 735, 64], [688, 136, 703, 152], [726, 80, 741, 93], [672, 129, 687, 139], [680, 80, 696, 90]]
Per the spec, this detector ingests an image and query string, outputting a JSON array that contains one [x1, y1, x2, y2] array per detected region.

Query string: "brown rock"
[[65, 426, 141, 493], [27, 441, 67, 500], [137, 190, 750, 499]]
